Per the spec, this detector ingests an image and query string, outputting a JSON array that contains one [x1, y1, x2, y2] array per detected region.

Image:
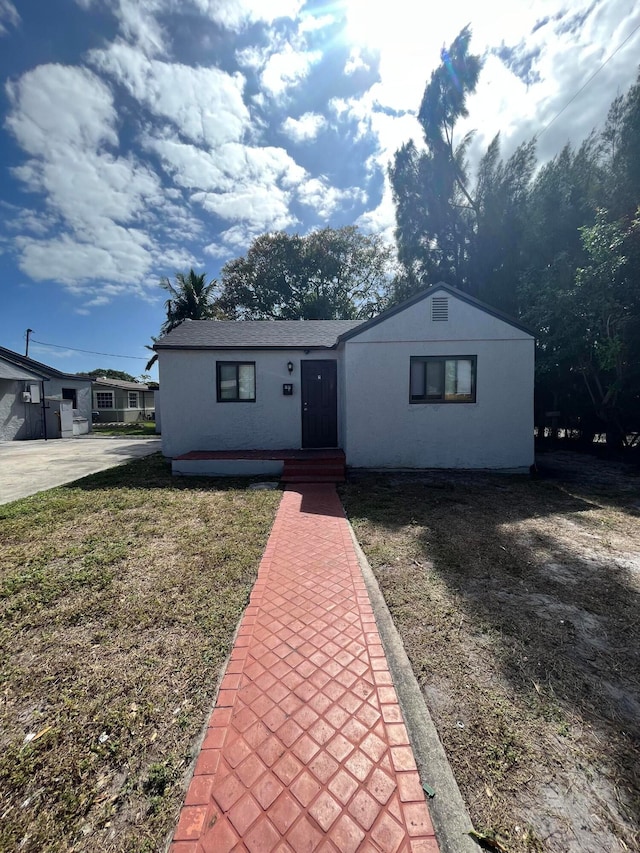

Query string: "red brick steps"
[[281, 456, 345, 484]]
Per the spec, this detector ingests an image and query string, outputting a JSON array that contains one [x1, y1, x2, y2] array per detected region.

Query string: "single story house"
[[155, 284, 535, 474], [0, 346, 92, 440], [91, 377, 157, 423]]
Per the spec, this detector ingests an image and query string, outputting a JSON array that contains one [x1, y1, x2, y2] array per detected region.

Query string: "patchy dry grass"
[[341, 455, 640, 853], [0, 455, 280, 852]]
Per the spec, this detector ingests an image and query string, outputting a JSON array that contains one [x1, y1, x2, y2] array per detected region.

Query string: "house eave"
[[153, 344, 340, 352]]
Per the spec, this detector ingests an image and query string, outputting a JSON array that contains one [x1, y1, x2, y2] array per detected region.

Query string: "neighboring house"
[[91, 377, 156, 423], [155, 284, 535, 472], [0, 346, 92, 441]]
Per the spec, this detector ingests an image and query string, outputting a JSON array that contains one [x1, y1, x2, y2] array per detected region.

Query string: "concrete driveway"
[[0, 437, 162, 505]]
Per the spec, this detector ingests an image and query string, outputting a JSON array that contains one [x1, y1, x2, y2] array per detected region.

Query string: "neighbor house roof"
[[90, 377, 156, 391], [0, 358, 44, 381], [154, 319, 364, 350], [0, 346, 91, 381]]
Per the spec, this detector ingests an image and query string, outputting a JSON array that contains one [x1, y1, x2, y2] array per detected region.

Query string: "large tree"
[[390, 27, 535, 311], [82, 368, 137, 382], [215, 226, 393, 320], [390, 27, 482, 293], [146, 269, 220, 370]]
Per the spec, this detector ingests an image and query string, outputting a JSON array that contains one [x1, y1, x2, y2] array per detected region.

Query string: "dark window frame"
[[410, 355, 477, 404], [216, 361, 256, 403]]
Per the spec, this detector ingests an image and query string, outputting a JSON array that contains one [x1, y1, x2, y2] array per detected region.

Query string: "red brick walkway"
[[171, 485, 439, 853]]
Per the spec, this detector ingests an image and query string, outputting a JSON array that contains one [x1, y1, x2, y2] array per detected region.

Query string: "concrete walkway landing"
[[171, 485, 439, 853]]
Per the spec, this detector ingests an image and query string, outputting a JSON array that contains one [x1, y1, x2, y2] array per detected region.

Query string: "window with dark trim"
[[216, 361, 256, 402], [410, 356, 476, 403]]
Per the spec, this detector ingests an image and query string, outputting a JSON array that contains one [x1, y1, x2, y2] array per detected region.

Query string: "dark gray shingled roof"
[[154, 319, 365, 350]]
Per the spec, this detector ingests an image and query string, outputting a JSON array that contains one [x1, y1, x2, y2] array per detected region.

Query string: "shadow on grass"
[[340, 465, 640, 844]]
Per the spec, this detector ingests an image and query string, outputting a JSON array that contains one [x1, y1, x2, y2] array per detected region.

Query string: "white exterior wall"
[[0, 377, 91, 441], [159, 349, 340, 458], [0, 380, 43, 440], [47, 378, 92, 422], [343, 293, 535, 469]]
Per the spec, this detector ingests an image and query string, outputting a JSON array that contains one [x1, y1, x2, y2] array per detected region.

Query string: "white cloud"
[[147, 137, 306, 192], [84, 295, 111, 307], [5, 64, 164, 289], [282, 112, 327, 142], [193, 187, 295, 231], [0, 0, 20, 36], [146, 134, 317, 233], [261, 43, 322, 96], [299, 13, 335, 33], [90, 43, 249, 146], [6, 64, 117, 156], [356, 182, 396, 245], [297, 179, 364, 220], [344, 48, 369, 75], [113, 0, 166, 54], [205, 224, 263, 259], [187, 0, 303, 30], [16, 227, 152, 288]]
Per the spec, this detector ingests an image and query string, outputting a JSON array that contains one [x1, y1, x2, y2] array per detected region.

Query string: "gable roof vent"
[[431, 296, 449, 321]]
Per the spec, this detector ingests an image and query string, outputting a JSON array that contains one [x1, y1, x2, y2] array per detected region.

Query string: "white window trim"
[[128, 391, 139, 409], [95, 391, 114, 409]]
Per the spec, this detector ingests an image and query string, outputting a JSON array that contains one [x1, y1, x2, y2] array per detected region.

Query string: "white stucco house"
[[155, 284, 535, 475], [0, 347, 92, 441]]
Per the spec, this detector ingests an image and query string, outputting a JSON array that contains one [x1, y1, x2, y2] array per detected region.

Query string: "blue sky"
[[1, 0, 639, 379]]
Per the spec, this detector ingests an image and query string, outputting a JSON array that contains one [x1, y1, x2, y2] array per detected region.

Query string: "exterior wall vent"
[[431, 296, 449, 321]]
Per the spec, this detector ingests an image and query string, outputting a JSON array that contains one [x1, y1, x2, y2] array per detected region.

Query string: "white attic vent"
[[431, 296, 449, 321]]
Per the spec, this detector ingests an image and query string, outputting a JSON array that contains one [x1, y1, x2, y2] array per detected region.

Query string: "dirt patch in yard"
[[341, 453, 640, 852]]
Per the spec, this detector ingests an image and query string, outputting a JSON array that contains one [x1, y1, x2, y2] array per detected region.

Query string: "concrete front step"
[[172, 449, 347, 480]]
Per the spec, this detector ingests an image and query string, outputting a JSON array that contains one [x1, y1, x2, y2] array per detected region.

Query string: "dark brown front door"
[[301, 360, 338, 448]]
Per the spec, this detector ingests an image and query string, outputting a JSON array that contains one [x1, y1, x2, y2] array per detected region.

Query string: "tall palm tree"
[[145, 270, 221, 370]]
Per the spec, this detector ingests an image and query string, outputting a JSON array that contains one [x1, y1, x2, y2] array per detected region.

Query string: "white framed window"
[[96, 391, 114, 408], [128, 391, 139, 408], [410, 356, 476, 403]]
